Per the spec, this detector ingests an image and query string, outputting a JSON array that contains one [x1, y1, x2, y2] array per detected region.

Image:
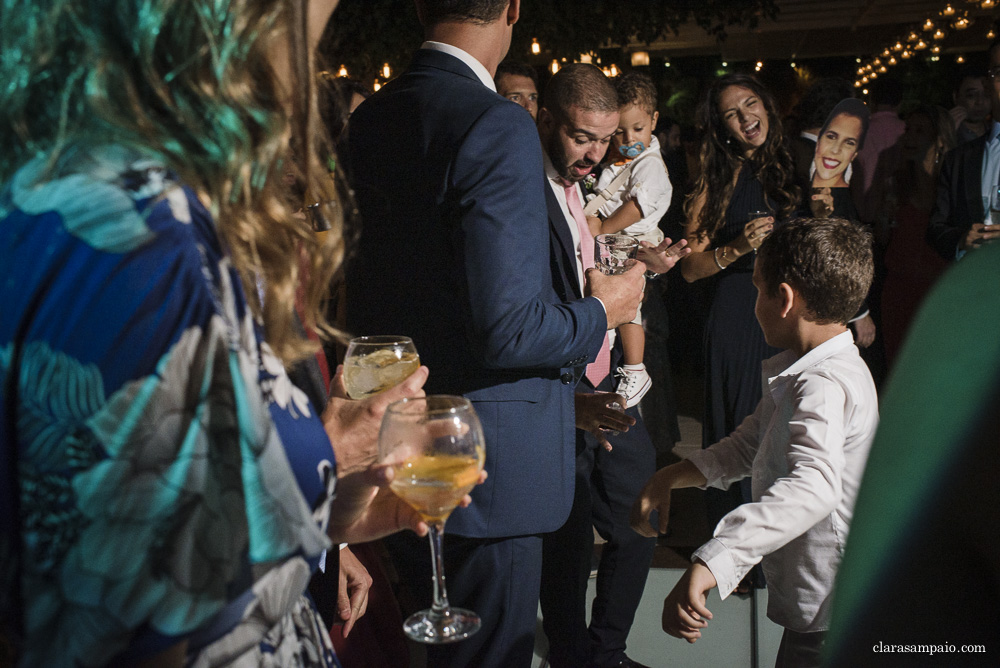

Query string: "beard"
[[546, 132, 596, 183]]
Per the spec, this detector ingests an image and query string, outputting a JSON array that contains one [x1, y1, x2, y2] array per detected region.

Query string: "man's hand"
[[586, 260, 647, 330], [575, 391, 635, 451], [322, 365, 428, 476], [662, 562, 717, 643], [851, 314, 876, 348], [809, 188, 834, 219], [337, 546, 373, 637], [959, 222, 1000, 251], [638, 238, 692, 275]]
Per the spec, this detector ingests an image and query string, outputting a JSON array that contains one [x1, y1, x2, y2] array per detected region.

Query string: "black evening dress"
[[702, 165, 780, 554]]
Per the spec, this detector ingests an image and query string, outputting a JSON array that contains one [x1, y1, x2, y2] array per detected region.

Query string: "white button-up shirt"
[[687, 331, 879, 632], [420, 41, 495, 91]]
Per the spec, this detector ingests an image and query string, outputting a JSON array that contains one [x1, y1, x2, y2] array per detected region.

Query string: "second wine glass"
[[343, 335, 420, 399]]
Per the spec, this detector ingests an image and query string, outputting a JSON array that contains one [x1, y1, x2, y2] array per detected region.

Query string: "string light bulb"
[[382, 63, 391, 79], [915, 39, 928, 50], [893, 41, 904, 51], [889, 56, 898, 65], [531, 38, 541, 55], [984, 0, 996, 8], [931, 44, 941, 54], [907, 30, 920, 42], [989, 28, 997, 39], [879, 65, 888, 73], [550, 59, 560, 75], [933, 28, 947, 39], [373, 80, 381, 91], [943, 4, 956, 16], [923, 18, 935, 31], [953, 16, 970, 30], [337, 64, 349, 78], [956, 54, 966, 63], [901, 49, 913, 59]]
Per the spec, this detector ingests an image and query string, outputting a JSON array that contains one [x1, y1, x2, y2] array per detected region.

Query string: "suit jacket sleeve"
[[450, 103, 606, 369], [927, 147, 962, 260]]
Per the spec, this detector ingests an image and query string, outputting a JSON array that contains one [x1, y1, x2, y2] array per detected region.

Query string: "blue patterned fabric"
[[0, 146, 339, 667]]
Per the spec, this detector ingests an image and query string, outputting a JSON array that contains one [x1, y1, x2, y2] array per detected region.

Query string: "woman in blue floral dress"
[[0, 1, 434, 666]]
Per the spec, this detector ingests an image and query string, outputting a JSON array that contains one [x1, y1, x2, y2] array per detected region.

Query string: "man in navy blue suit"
[[345, 2, 646, 665]]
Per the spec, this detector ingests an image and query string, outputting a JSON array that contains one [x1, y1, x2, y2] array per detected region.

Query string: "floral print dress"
[[0, 146, 340, 667]]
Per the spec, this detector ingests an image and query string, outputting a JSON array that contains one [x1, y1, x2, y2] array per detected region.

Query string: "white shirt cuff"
[[692, 538, 741, 601]]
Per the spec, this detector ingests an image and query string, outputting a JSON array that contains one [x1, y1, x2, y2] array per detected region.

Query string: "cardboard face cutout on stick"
[[809, 98, 870, 217]]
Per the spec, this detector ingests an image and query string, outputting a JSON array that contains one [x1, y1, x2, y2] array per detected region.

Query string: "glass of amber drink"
[[343, 335, 420, 399], [379, 395, 485, 643]]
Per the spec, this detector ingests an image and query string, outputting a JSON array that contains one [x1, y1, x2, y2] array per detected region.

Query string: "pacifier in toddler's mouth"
[[618, 141, 645, 159]]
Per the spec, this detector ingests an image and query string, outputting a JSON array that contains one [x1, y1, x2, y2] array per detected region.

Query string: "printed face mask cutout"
[[809, 98, 869, 218], [618, 141, 645, 159]]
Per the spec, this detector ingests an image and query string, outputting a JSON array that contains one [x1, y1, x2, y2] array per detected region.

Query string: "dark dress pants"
[[384, 530, 543, 668], [540, 385, 657, 668]]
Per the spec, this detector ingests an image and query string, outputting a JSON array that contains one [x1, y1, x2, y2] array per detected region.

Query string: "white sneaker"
[[614, 366, 651, 409]]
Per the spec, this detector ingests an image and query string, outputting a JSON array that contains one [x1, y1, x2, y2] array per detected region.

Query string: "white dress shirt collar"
[[988, 120, 1000, 143], [764, 330, 856, 391], [420, 41, 496, 91]]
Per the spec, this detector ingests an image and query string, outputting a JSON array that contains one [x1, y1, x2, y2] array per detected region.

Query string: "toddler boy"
[[587, 72, 672, 407], [630, 217, 878, 668]]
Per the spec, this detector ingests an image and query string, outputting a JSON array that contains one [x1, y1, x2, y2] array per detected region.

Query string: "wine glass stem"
[[428, 522, 452, 620]]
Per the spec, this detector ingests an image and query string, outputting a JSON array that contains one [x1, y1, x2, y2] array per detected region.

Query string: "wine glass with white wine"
[[378, 395, 486, 643], [343, 335, 420, 399]]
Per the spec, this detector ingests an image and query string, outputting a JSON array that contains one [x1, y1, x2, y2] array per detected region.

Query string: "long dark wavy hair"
[[686, 74, 799, 242]]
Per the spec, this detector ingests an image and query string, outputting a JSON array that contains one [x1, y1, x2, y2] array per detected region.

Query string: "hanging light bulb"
[[579, 53, 593, 64], [901, 49, 913, 59], [889, 56, 898, 65], [373, 80, 381, 91], [855, 80, 863, 88], [907, 30, 920, 42], [874, 57, 882, 66], [931, 44, 941, 54], [531, 38, 541, 55], [933, 28, 947, 40], [923, 18, 935, 31], [550, 59, 560, 75], [609, 64, 619, 77], [602, 66, 612, 77], [866, 63, 873, 71], [915, 39, 928, 50], [953, 15, 970, 30], [989, 28, 997, 40], [893, 41, 904, 51], [382, 63, 391, 79], [879, 65, 888, 73], [337, 64, 349, 78], [943, 4, 956, 16], [857, 67, 865, 75], [722, 61, 728, 67], [956, 54, 966, 63], [862, 75, 869, 83], [863, 88, 869, 95], [882, 48, 892, 57], [984, 0, 996, 9]]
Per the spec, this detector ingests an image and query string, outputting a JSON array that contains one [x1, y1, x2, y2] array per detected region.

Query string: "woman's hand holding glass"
[[741, 213, 774, 252]]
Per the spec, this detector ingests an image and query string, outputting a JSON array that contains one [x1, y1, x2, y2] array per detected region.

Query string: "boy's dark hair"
[[614, 72, 657, 115], [419, 0, 509, 24], [495, 60, 539, 88], [544, 63, 618, 120], [756, 217, 873, 325]]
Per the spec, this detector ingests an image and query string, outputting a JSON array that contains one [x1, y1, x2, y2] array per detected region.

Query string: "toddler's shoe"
[[614, 366, 651, 409]]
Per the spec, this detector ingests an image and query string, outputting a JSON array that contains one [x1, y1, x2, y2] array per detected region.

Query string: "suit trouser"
[[384, 530, 543, 668], [540, 395, 657, 667]]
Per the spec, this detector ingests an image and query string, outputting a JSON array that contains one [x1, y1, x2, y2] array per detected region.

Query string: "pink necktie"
[[564, 184, 611, 386]]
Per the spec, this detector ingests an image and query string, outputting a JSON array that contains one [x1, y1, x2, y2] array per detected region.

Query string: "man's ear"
[[779, 282, 796, 319], [507, 0, 520, 25]]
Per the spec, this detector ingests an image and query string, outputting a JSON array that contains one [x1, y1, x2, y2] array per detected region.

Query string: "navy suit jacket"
[[927, 134, 988, 260], [345, 49, 606, 538]]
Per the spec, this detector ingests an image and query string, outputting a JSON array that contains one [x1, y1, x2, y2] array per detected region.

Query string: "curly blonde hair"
[[1, 0, 344, 363]]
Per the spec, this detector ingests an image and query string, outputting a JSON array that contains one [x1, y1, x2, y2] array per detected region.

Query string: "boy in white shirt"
[[630, 217, 878, 668], [587, 72, 673, 408]]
